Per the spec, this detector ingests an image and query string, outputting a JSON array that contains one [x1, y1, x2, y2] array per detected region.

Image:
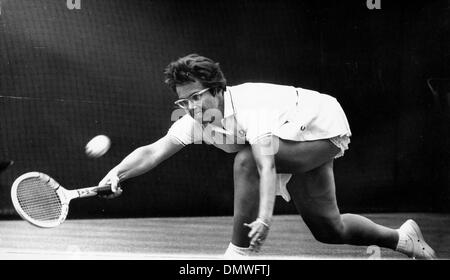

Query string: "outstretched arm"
[[99, 135, 184, 196]]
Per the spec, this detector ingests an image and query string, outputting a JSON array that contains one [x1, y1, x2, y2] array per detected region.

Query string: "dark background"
[[0, 0, 449, 219]]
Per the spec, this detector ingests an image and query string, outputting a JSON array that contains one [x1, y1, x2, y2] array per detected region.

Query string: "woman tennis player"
[[99, 54, 436, 259]]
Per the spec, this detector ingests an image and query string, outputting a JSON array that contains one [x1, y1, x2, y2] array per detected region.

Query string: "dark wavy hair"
[[164, 54, 227, 94]]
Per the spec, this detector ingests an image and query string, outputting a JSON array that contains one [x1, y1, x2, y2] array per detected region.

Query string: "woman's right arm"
[[99, 134, 185, 197]]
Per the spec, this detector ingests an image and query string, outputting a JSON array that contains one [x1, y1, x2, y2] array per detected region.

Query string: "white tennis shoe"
[[223, 243, 255, 259], [396, 219, 437, 259]]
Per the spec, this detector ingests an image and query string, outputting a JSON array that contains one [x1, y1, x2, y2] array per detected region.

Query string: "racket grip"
[[76, 184, 113, 198], [93, 184, 114, 196]]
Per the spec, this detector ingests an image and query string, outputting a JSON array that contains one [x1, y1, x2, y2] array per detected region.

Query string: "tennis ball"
[[85, 135, 111, 158]]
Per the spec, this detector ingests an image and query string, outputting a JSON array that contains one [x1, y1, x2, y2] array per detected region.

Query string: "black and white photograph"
[[0, 0, 449, 264]]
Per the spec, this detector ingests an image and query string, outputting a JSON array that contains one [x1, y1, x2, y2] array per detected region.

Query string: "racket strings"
[[16, 178, 63, 221]]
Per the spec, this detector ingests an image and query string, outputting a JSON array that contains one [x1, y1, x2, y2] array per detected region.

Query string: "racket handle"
[[76, 185, 112, 198]]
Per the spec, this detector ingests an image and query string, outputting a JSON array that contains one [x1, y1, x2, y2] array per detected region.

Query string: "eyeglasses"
[[174, 87, 211, 109]]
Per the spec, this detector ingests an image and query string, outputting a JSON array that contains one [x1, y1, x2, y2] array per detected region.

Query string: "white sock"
[[224, 243, 253, 258]]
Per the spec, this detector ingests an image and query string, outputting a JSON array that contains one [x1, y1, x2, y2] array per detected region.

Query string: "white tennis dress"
[[167, 83, 351, 201]]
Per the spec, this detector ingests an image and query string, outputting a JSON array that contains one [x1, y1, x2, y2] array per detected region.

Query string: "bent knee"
[[234, 147, 257, 173], [308, 220, 346, 244], [312, 230, 345, 244]]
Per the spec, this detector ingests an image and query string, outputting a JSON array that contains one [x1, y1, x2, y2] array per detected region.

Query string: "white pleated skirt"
[[274, 88, 352, 202]]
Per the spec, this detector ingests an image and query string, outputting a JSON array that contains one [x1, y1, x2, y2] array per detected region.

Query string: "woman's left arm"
[[245, 135, 279, 251]]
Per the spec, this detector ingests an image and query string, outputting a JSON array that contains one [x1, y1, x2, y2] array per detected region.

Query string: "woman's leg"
[[231, 147, 259, 248], [287, 160, 398, 249], [230, 140, 398, 250], [230, 138, 434, 258]]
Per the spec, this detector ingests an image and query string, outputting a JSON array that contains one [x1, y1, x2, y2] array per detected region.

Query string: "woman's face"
[[176, 81, 223, 124]]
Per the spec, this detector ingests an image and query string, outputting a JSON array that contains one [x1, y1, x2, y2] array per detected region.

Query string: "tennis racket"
[[11, 172, 112, 228]]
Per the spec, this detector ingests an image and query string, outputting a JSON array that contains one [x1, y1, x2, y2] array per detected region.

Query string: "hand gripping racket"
[[11, 172, 112, 228]]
